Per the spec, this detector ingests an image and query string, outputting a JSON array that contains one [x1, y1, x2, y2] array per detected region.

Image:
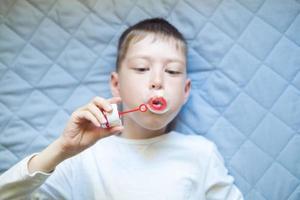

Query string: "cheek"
[[167, 79, 186, 94], [167, 80, 186, 105], [119, 77, 147, 104], [122, 77, 147, 93]]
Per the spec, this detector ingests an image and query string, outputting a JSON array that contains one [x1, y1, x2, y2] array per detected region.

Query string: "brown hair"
[[116, 18, 187, 71]]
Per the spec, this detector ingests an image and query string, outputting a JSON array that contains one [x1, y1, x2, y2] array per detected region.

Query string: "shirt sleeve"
[[204, 144, 244, 200], [0, 153, 74, 200], [0, 153, 52, 199]]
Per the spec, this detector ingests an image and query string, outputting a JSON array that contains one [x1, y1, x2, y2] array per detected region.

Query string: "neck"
[[119, 116, 167, 139]]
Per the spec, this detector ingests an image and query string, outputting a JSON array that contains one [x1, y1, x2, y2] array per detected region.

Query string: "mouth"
[[147, 97, 168, 114]]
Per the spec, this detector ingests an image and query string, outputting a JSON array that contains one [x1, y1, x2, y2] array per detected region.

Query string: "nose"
[[149, 69, 164, 90]]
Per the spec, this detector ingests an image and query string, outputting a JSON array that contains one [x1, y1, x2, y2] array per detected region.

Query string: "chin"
[[141, 121, 168, 130], [134, 113, 175, 131]]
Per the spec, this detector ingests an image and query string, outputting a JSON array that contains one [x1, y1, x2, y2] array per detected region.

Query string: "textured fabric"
[[0, 0, 300, 199], [0, 153, 51, 200], [0, 132, 243, 200]]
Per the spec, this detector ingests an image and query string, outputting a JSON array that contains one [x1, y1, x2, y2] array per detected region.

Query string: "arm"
[[204, 144, 244, 200], [0, 96, 124, 199], [0, 154, 52, 200]]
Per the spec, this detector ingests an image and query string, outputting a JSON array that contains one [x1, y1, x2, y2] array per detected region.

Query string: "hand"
[[58, 96, 123, 157]]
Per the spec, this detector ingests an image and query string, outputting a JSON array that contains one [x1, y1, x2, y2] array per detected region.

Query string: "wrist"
[[28, 139, 70, 174]]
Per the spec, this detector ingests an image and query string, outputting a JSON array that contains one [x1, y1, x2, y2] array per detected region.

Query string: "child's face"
[[111, 34, 191, 130]]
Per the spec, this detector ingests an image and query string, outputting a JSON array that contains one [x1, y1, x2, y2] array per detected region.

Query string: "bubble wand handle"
[[118, 104, 148, 116]]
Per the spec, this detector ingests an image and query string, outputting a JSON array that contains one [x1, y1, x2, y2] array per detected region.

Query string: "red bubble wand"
[[118, 104, 148, 116]]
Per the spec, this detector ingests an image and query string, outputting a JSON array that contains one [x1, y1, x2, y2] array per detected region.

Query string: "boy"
[[0, 18, 243, 199]]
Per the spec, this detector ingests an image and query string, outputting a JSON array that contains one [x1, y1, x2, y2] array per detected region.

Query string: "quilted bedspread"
[[0, 0, 300, 199]]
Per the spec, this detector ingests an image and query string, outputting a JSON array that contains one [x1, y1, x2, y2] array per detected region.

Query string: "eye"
[[132, 67, 149, 72], [165, 69, 182, 75]]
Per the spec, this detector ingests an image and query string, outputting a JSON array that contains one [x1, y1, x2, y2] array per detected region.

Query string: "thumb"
[[99, 125, 124, 139]]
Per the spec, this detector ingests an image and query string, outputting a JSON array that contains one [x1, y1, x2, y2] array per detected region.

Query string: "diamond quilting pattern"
[[0, 116, 39, 158], [257, 0, 300, 32], [286, 14, 300, 46], [0, 102, 12, 132], [198, 71, 240, 112], [48, 0, 89, 34], [31, 19, 70, 60], [266, 37, 300, 82], [169, 1, 207, 40], [211, 0, 253, 39], [5, 0, 44, 40], [57, 39, 97, 81], [192, 23, 233, 65], [0, 1, 299, 199], [250, 113, 294, 158], [219, 44, 260, 87], [278, 135, 300, 178], [223, 93, 266, 136], [245, 65, 288, 109], [288, 185, 300, 200], [271, 86, 300, 131], [180, 92, 220, 134], [0, 62, 7, 79], [38, 64, 78, 105], [0, 144, 19, 172], [44, 110, 70, 142], [75, 13, 117, 55], [185, 0, 221, 17], [93, 0, 134, 25], [0, 71, 33, 112], [293, 72, 300, 90], [206, 117, 246, 159], [236, 0, 265, 13], [17, 90, 58, 131], [27, 0, 56, 14], [0, 24, 25, 66], [12, 44, 52, 85], [256, 163, 299, 200], [230, 140, 273, 185], [238, 17, 281, 60]]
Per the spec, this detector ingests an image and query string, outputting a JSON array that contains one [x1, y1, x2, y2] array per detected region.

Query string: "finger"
[[92, 96, 113, 113], [109, 125, 124, 134], [100, 125, 124, 138], [85, 103, 108, 125], [108, 96, 122, 105], [76, 110, 101, 127]]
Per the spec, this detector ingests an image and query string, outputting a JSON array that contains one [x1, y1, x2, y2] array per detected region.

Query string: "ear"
[[183, 78, 191, 104], [110, 72, 120, 97]]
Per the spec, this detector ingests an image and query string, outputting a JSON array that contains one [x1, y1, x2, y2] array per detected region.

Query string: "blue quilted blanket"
[[0, 0, 299, 199]]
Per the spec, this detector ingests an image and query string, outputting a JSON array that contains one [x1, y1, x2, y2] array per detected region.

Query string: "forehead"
[[125, 34, 186, 63]]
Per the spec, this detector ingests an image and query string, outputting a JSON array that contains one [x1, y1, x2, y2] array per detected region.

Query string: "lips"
[[147, 97, 168, 113]]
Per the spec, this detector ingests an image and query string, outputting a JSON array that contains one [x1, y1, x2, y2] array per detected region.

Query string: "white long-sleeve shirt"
[[0, 131, 244, 200]]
